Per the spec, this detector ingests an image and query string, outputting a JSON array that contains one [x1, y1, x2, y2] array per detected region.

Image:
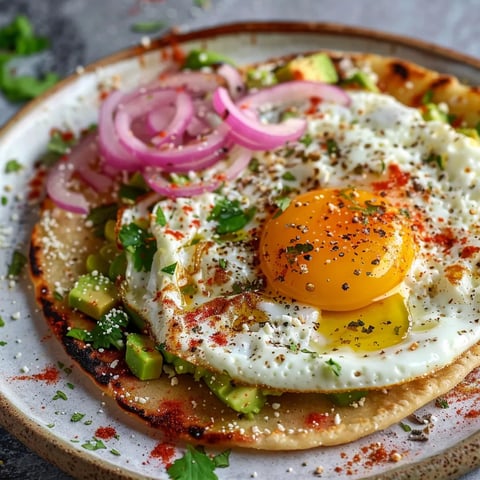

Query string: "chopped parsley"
[[281, 171, 296, 181], [435, 397, 449, 409], [286, 242, 313, 263], [86, 203, 118, 237], [326, 138, 339, 156], [155, 206, 167, 226], [325, 358, 342, 377], [299, 133, 313, 147], [5, 159, 23, 173], [167, 444, 230, 480], [400, 422, 412, 432], [82, 438, 107, 451], [67, 308, 129, 350], [38, 130, 77, 166], [119, 223, 157, 272], [0, 316, 4, 327], [8, 250, 27, 276], [273, 196, 291, 218], [52, 390, 68, 401], [207, 197, 256, 235], [423, 152, 446, 170], [70, 412, 85, 423], [161, 263, 177, 275]]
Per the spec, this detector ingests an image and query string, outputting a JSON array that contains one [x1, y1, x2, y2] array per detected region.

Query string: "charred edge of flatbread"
[[28, 53, 480, 450]]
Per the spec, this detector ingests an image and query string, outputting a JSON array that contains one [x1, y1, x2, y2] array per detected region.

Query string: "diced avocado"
[[203, 371, 267, 415], [123, 303, 147, 331], [183, 49, 235, 70], [422, 103, 449, 123], [343, 71, 379, 92], [328, 390, 368, 407], [159, 348, 197, 376], [125, 333, 163, 381], [86, 253, 109, 276], [104, 219, 117, 243], [68, 272, 119, 320], [275, 53, 338, 84]]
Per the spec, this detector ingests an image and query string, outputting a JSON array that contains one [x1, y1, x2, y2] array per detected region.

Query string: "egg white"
[[122, 91, 480, 392]]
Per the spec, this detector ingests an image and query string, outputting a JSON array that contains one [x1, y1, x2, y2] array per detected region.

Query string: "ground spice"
[[95, 426, 117, 440], [150, 442, 176, 467], [12, 365, 60, 384]]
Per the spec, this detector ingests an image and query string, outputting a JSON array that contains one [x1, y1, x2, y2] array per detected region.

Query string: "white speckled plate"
[[1, 22, 480, 480]]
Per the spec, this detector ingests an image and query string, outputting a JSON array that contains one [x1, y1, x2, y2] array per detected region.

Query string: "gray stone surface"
[[1, 0, 480, 478]]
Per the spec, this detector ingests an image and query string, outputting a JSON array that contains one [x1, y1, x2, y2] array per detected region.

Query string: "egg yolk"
[[259, 187, 415, 311]]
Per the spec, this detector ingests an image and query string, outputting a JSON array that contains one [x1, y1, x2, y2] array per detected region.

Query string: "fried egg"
[[122, 90, 480, 392]]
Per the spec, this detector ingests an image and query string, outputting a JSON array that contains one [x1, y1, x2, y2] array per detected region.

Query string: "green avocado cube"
[[125, 333, 163, 381], [68, 273, 119, 320], [203, 371, 266, 414], [276, 53, 338, 84]]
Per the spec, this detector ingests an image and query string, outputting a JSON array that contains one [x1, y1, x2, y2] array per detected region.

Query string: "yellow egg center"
[[259, 187, 415, 311]]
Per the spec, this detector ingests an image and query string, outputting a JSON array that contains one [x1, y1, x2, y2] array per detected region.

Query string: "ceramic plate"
[[1, 22, 480, 480]]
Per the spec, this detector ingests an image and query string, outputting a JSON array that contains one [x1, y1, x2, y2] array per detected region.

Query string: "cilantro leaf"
[[207, 197, 256, 235], [67, 308, 129, 350], [119, 223, 156, 272], [167, 445, 229, 480]]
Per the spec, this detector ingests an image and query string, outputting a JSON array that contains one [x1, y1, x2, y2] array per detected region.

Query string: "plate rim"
[[1, 20, 479, 480]]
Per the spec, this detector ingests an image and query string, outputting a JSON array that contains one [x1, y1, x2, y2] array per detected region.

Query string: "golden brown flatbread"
[[29, 50, 480, 450]]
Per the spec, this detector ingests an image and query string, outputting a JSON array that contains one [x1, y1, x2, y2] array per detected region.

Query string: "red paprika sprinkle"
[[95, 426, 117, 440]]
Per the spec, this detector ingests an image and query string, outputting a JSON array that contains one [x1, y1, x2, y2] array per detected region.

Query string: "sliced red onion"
[[239, 80, 351, 109], [46, 131, 114, 214], [217, 63, 245, 99], [98, 90, 142, 171], [213, 86, 307, 149], [150, 91, 194, 146], [143, 145, 251, 198], [120, 121, 231, 169], [146, 106, 175, 136], [46, 161, 89, 214]]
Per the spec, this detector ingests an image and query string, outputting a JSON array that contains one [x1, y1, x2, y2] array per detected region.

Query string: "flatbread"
[[29, 50, 480, 450]]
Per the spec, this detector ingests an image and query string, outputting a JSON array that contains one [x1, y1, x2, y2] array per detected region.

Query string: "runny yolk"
[[259, 187, 415, 311]]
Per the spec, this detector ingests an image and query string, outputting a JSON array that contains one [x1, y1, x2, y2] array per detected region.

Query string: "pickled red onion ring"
[[143, 145, 251, 198], [212, 86, 307, 149], [46, 132, 107, 214]]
